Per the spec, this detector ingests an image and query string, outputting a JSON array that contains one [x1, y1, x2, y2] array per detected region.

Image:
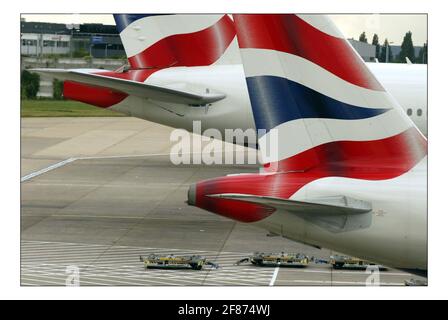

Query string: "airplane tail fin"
[[233, 14, 427, 176], [113, 14, 240, 69]]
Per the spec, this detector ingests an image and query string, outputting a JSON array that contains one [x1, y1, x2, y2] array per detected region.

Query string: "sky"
[[21, 14, 428, 46], [330, 14, 427, 46]]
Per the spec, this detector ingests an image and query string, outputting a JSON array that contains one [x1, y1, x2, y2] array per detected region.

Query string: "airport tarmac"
[[21, 117, 425, 286]]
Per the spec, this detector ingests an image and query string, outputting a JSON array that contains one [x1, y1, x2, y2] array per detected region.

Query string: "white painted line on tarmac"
[[21, 157, 76, 182], [22, 250, 212, 261], [19, 153, 168, 183], [20, 149, 256, 183], [77, 150, 251, 161], [21, 246, 183, 257], [22, 266, 136, 286], [21, 240, 249, 255], [21, 242, 105, 249], [281, 268, 409, 277], [21, 276, 65, 286], [22, 262, 273, 280], [49, 214, 148, 220], [21, 240, 108, 247], [22, 262, 272, 286], [269, 267, 279, 286], [23, 265, 203, 286], [77, 152, 200, 160], [21, 249, 108, 257], [21, 242, 412, 285], [21, 265, 270, 285], [73, 270, 190, 286], [277, 279, 404, 286], [21, 244, 109, 252]]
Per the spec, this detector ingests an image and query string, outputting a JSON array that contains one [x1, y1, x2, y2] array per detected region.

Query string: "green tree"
[[398, 31, 416, 63], [417, 42, 428, 64], [21, 70, 40, 100], [359, 31, 367, 43], [73, 48, 89, 58], [372, 33, 380, 59], [379, 39, 394, 63], [53, 79, 64, 100]]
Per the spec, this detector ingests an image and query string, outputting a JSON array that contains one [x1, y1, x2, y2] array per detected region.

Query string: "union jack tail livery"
[[188, 15, 427, 273], [34, 15, 237, 113], [113, 14, 240, 69], [234, 14, 426, 175]]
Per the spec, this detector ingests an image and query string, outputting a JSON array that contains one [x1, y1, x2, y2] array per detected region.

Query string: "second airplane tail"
[[113, 14, 240, 69]]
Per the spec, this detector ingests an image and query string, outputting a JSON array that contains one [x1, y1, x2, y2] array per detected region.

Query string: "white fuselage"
[[370, 63, 427, 136], [110, 63, 427, 138]]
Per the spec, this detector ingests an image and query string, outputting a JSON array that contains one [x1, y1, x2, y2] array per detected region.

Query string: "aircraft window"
[[417, 109, 423, 116], [407, 108, 413, 116]]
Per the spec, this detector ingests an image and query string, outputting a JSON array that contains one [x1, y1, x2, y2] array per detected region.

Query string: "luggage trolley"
[[140, 254, 219, 270], [235, 252, 310, 267]]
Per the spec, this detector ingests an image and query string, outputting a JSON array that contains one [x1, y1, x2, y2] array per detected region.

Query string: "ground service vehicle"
[[139, 254, 219, 270], [236, 252, 310, 267], [330, 255, 386, 270]]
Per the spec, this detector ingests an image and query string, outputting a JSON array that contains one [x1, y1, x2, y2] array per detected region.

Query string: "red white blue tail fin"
[[233, 14, 427, 175], [113, 14, 240, 69]]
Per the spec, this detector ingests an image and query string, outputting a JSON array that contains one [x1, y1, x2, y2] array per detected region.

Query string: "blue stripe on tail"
[[113, 14, 173, 33], [246, 76, 390, 133]]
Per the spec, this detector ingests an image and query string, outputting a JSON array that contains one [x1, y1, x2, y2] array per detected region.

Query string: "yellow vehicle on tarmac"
[[139, 254, 219, 270], [329, 255, 387, 270], [236, 252, 310, 267]]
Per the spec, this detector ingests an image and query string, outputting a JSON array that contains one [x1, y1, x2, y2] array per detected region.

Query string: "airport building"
[[348, 39, 377, 62], [21, 20, 427, 98], [21, 20, 126, 59], [22, 20, 381, 61]]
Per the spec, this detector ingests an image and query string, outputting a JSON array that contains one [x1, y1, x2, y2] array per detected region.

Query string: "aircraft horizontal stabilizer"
[[208, 194, 373, 233], [31, 69, 226, 105]]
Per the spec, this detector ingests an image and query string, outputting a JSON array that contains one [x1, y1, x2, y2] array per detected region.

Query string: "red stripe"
[[233, 14, 383, 91], [63, 81, 128, 108], [196, 172, 304, 222], [263, 126, 427, 177], [128, 15, 236, 69], [194, 127, 427, 223], [63, 69, 161, 108]]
